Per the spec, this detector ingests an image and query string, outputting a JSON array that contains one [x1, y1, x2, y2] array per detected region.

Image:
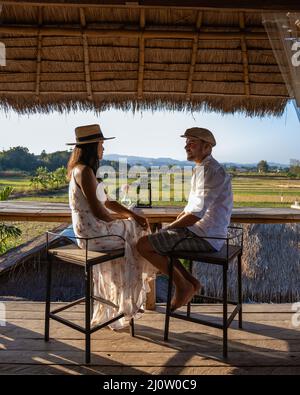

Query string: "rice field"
[[0, 177, 31, 191], [2, 221, 62, 250], [1, 174, 300, 207], [1, 174, 299, 252], [232, 177, 300, 207]]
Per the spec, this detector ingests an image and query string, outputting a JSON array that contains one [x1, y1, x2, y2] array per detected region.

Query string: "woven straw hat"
[[67, 124, 115, 145]]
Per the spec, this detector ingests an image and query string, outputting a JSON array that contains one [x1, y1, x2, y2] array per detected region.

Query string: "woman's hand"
[[132, 214, 149, 230]]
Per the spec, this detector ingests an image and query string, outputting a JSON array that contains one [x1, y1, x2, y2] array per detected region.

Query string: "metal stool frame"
[[44, 231, 134, 364], [164, 226, 243, 358]]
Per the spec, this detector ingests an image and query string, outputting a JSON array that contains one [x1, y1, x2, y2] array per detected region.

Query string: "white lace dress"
[[69, 171, 156, 329]]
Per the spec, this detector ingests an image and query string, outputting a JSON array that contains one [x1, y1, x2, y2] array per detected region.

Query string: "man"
[[137, 127, 233, 310]]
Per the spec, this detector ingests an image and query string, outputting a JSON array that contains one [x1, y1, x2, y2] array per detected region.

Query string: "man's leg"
[[137, 236, 200, 310], [173, 258, 201, 293]]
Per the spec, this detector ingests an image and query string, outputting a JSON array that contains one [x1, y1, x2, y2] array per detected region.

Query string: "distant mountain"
[[104, 154, 191, 167], [223, 162, 289, 168], [265, 162, 289, 168], [104, 154, 289, 168]]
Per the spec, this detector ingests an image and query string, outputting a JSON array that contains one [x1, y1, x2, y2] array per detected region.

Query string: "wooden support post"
[[80, 8, 93, 100], [186, 11, 202, 101], [137, 9, 145, 100], [239, 12, 250, 96], [35, 7, 43, 97]]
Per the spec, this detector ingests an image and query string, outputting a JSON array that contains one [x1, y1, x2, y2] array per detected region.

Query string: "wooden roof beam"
[[79, 7, 93, 100], [0, 26, 269, 40], [0, 91, 289, 99], [137, 8, 145, 100], [186, 10, 202, 101], [239, 12, 250, 96], [35, 7, 43, 96], [1, 1, 300, 12]]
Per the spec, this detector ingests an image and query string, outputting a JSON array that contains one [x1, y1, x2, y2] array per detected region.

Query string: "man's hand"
[[164, 212, 199, 230]]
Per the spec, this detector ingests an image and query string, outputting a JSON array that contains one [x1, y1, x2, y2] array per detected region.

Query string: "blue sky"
[[0, 101, 299, 164]]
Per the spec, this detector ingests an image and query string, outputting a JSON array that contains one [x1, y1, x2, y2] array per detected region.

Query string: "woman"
[[67, 124, 156, 329]]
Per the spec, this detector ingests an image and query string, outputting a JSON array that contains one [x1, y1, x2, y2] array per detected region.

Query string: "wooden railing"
[[1, 201, 300, 224], [1, 201, 300, 309]]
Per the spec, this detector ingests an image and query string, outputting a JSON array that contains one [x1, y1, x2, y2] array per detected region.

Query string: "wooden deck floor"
[[0, 302, 300, 375]]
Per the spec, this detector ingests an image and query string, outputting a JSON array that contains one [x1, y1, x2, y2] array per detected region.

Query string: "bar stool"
[[44, 231, 134, 364], [164, 226, 243, 358]]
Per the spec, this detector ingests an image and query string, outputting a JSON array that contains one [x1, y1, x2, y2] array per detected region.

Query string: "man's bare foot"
[[183, 276, 203, 295], [170, 280, 197, 311], [175, 265, 202, 295], [190, 278, 201, 294]]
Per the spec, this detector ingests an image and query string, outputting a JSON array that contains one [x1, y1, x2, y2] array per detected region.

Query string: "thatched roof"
[[0, 0, 298, 116]]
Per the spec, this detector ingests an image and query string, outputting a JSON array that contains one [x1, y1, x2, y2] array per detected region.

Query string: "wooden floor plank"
[[1, 338, 300, 353], [1, 324, 300, 343], [3, 309, 295, 322], [1, 364, 299, 375], [0, 302, 299, 375], [1, 350, 300, 367], [2, 316, 298, 332], [2, 302, 295, 313]]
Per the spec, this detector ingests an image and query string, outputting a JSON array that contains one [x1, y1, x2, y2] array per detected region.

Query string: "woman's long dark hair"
[[67, 142, 99, 180]]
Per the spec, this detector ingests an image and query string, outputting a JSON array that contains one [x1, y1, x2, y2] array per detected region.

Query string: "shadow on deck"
[[0, 302, 300, 375]]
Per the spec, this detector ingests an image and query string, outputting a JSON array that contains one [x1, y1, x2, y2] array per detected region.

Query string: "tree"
[[52, 167, 68, 188], [0, 146, 120, 174], [30, 166, 68, 190], [257, 160, 269, 173], [40, 149, 48, 161], [0, 224, 22, 254], [0, 186, 13, 200], [228, 165, 237, 173], [289, 159, 300, 177], [0, 186, 21, 254], [39, 150, 70, 171], [0, 146, 38, 171], [30, 166, 50, 189]]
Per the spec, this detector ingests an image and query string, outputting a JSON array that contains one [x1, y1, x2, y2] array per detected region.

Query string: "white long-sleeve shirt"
[[184, 154, 233, 251]]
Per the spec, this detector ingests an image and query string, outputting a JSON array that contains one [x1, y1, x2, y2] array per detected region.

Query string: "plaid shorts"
[[148, 227, 216, 255]]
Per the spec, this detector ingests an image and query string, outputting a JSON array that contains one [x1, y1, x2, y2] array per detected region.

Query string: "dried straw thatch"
[[193, 223, 300, 303], [0, 1, 294, 116], [1, 223, 299, 303], [0, 226, 85, 301], [0, 252, 85, 301]]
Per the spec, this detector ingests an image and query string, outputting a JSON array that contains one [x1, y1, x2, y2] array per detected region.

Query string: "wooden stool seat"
[[49, 244, 125, 266], [170, 244, 241, 266]]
